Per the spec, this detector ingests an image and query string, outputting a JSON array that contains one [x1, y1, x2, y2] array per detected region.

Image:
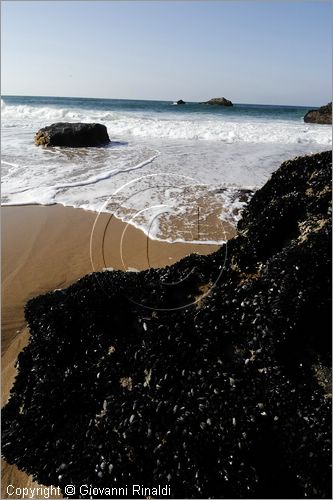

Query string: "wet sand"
[[2, 204, 232, 498]]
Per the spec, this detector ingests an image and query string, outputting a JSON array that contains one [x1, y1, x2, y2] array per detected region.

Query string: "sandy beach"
[[2, 0, 331, 496], [1, 203, 226, 498], [2, 151, 331, 499]]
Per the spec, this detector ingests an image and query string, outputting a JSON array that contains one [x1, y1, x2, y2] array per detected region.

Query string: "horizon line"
[[2, 93, 325, 108]]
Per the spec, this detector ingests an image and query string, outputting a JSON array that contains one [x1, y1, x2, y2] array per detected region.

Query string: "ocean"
[[1, 95, 331, 244]]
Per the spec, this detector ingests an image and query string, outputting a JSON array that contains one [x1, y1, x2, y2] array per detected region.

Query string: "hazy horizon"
[[1, 94, 325, 108], [2, 1, 331, 107]]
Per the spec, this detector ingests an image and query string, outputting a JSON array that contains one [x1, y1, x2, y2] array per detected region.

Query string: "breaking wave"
[[2, 99, 331, 145]]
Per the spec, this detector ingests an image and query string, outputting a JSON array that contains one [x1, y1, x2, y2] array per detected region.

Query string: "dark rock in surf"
[[34, 122, 110, 147], [304, 102, 332, 124], [2, 151, 331, 498], [176, 99, 186, 105], [202, 97, 233, 106]]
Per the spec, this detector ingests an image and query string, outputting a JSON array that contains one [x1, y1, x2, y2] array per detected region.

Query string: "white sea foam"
[[1, 100, 331, 145], [1, 98, 331, 244]]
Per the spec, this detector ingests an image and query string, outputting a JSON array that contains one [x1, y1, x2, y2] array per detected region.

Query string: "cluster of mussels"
[[2, 151, 332, 498]]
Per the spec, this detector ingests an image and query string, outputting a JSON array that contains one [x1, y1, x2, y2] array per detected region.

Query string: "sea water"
[[1, 95, 331, 243]]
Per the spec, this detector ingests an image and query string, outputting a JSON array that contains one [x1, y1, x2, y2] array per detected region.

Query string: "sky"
[[1, 1, 331, 105]]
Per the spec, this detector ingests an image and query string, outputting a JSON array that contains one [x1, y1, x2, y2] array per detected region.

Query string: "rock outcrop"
[[176, 99, 186, 105], [304, 102, 332, 125], [2, 151, 331, 498], [202, 97, 233, 106], [34, 122, 110, 147]]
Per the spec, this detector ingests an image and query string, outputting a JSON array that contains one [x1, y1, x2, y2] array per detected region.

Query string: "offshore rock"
[[2, 151, 331, 498], [304, 102, 332, 124], [34, 122, 110, 147], [202, 97, 233, 106], [176, 99, 186, 105]]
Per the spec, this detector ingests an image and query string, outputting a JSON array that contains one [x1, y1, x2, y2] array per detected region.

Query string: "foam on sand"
[[2, 97, 331, 244]]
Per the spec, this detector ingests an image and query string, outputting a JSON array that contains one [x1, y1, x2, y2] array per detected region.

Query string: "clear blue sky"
[[1, 1, 331, 105]]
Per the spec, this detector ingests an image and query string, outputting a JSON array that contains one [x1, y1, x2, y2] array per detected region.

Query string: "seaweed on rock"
[[2, 151, 332, 498]]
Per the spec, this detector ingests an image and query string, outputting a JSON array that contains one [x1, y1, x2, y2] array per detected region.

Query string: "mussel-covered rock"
[[2, 151, 331, 498]]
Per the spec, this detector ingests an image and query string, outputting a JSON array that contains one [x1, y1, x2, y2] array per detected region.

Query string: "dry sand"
[[1, 203, 233, 498]]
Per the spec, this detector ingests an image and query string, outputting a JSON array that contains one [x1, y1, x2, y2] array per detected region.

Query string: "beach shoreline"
[[2, 151, 331, 499], [2, 203, 222, 352], [1, 202, 223, 498], [1, 0, 331, 495]]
